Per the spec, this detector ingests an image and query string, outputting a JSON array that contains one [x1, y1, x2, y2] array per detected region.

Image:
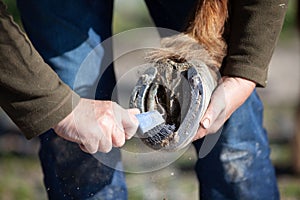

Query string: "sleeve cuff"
[[22, 91, 80, 139], [221, 59, 268, 87]]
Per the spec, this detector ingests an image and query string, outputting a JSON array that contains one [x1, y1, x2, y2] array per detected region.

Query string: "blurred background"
[[0, 0, 299, 199]]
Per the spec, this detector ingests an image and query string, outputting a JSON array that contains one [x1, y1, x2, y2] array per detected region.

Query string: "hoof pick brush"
[[135, 111, 176, 149]]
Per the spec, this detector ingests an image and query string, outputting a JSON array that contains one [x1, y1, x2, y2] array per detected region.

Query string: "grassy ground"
[[0, 154, 47, 200], [0, 144, 300, 200]]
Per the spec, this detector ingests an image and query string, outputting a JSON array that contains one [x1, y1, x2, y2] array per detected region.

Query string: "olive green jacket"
[[0, 1, 80, 139], [222, 0, 288, 86], [0, 0, 287, 138]]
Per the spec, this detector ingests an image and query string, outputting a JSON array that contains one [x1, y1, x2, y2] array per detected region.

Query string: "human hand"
[[53, 98, 140, 154], [193, 76, 255, 140]]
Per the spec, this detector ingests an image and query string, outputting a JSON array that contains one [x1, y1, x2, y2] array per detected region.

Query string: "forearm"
[[222, 0, 288, 87], [0, 1, 80, 138]]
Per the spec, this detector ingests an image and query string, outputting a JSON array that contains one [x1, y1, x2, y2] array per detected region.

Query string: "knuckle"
[[125, 132, 135, 140], [82, 142, 98, 154], [125, 126, 138, 139], [115, 137, 125, 147], [89, 148, 98, 154], [101, 145, 112, 153], [111, 101, 117, 107], [98, 138, 112, 153], [109, 101, 117, 110], [98, 119, 107, 128], [112, 129, 126, 147]]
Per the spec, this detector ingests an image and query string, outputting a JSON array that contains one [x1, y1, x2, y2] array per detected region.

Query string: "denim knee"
[[193, 91, 279, 199]]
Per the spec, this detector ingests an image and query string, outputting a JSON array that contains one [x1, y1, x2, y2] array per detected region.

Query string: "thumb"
[[200, 92, 226, 131], [201, 106, 215, 130], [122, 108, 140, 139]]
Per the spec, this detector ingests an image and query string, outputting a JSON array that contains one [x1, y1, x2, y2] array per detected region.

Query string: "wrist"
[[221, 76, 256, 116]]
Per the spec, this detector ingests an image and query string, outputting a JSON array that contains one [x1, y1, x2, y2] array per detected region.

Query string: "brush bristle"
[[143, 123, 176, 147]]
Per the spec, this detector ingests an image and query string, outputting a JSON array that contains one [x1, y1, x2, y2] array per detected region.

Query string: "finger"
[[54, 128, 81, 145], [122, 109, 140, 139], [193, 127, 207, 141], [194, 107, 223, 141], [79, 121, 104, 154], [200, 105, 217, 130], [193, 103, 218, 141], [79, 123, 108, 154], [96, 101, 121, 151], [98, 137, 112, 153], [111, 124, 126, 147], [107, 104, 127, 147], [200, 89, 225, 130], [79, 144, 90, 154], [128, 108, 140, 115], [80, 140, 98, 154]]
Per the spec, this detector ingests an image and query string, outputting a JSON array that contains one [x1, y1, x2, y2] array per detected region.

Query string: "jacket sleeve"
[[222, 0, 288, 87], [0, 1, 80, 139]]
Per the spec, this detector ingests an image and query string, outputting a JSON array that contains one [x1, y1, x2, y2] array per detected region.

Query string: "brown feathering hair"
[[186, 0, 228, 66], [147, 0, 229, 68]]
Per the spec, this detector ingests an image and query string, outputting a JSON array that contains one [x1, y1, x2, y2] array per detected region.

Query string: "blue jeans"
[[193, 91, 279, 199], [17, 0, 279, 199], [17, 1, 126, 200]]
